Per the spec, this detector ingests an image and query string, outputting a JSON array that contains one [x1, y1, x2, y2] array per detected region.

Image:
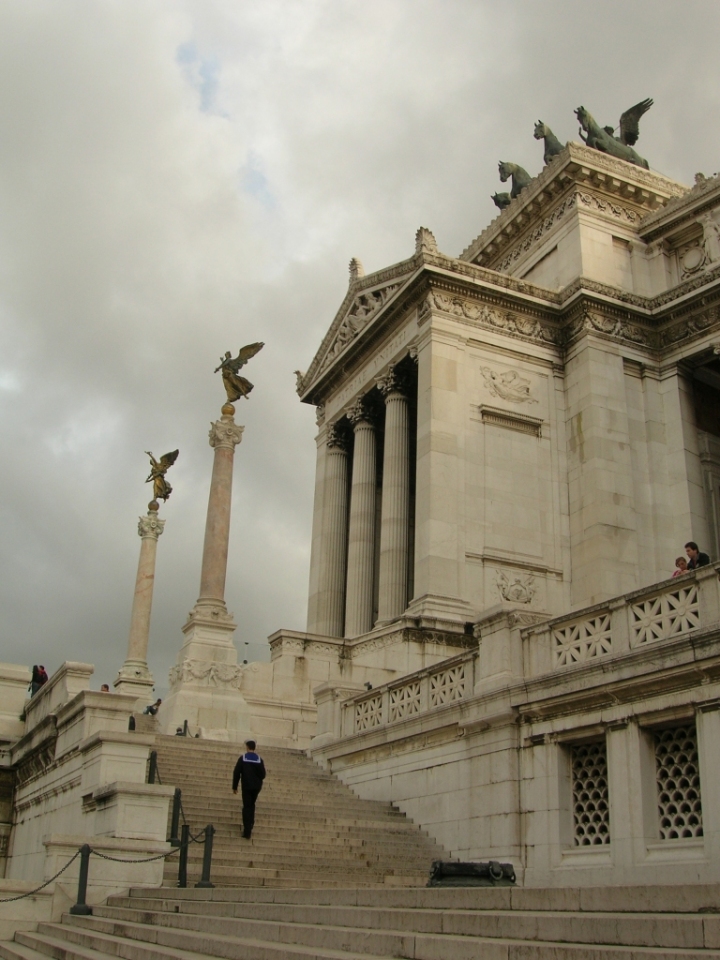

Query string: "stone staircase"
[[152, 735, 444, 888], [5, 883, 720, 959]]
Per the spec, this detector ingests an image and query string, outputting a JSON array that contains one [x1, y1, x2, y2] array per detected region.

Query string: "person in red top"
[[232, 740, 266, 840]]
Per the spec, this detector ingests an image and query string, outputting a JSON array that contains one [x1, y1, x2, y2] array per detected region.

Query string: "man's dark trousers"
[[242, 785, 261, 838]]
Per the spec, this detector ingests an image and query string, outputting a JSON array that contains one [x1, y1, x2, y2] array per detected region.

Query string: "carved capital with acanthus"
[[209, 419, 244, 450], [138, 513, 165, 539], [346, 396, 376, 428], [326, 421, 350, 452], [377, 364, 411, 399]]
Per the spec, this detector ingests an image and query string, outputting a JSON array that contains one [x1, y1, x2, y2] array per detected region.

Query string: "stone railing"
[[341, 650, 476, 737], [523, 563, 720, 676]]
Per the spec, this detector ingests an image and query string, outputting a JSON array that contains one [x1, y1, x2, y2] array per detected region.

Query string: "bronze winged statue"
[[145, 449, 179, 502], [214, 342, 265, 403], [575, 98, 653, 168]]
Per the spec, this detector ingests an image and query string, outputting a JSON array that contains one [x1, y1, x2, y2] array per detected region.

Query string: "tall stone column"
[[162, 403, 250, 738], [114, 504, 164, 699], [316, 422, 349, 637], [377, 367, 411, 622], [344, 399, 377, 637]]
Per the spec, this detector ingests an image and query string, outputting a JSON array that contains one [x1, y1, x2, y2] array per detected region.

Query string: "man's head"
[[685, 541, 700, 559], [100, 684, 110, 692], [245, 740, 256, 751]]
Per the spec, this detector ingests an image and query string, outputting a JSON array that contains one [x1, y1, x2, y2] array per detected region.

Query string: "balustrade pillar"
[[377, 368, 411, 622], [316, 423, 350, 637], [344, 400, 377, 637]]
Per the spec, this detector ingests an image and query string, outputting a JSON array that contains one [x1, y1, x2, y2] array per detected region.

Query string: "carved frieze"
[[431, 290, 561, 346], [169, 658, 244, 690]]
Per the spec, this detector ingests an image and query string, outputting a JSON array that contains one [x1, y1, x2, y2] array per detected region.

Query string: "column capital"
[[209, 417, 244, 450], [138, 512, 165, 540], [346, 397, 376, 428], [377, 365, 411, 400], [326, 421, 350, 452]]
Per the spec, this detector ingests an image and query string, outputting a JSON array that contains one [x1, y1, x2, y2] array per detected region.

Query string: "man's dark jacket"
[[232, 752, 266, 793], [689, 552, 711, 569]]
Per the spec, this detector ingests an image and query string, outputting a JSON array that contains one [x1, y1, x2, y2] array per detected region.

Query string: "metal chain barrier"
[[0, 850, 81, 903]]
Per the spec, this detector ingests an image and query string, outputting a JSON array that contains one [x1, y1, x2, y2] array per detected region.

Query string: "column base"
[[161, 599, 251, 741], [113, 661, 155, 708]]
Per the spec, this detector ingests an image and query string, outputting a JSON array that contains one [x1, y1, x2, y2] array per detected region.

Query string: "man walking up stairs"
[[154, 734, 444, 888], [232, 740, 266, 840]]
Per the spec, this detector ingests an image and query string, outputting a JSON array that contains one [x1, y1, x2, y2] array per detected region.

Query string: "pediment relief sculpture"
[[480, 366, 538, 405], [320, 283, 399, 371]]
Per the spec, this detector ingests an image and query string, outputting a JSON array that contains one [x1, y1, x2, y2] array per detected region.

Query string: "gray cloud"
[[1, 0, 718, 691]]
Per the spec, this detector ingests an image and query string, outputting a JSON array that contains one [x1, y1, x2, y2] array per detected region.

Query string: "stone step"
[[93, 901, 720, 950], [38, 913, 720, 960], [121, 883, 720, 914]]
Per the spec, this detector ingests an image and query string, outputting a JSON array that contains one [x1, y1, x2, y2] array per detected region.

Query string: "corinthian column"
[[114, 505, 165, 698], [344, 399, 377, 637], [377, 367, 411, 622], [198, 408, 244, 608], [163, 402, 248, 737], [316, 422, 349, 637]]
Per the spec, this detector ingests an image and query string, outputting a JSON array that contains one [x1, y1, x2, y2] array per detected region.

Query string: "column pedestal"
[[161, 405, 251, 740]]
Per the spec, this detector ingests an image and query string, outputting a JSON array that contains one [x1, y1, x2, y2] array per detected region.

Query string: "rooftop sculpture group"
[[492, 99, 654, 210]]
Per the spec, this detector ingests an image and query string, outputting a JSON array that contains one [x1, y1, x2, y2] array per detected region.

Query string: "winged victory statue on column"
[[214, 342, 265, 404]]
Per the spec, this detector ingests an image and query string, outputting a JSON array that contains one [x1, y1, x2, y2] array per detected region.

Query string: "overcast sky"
[[1, 1, 719, 694]]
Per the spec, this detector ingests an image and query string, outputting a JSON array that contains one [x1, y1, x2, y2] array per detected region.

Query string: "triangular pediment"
[[298, 260, 417, 395]]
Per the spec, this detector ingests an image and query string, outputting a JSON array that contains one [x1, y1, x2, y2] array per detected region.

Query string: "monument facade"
[[299, 134, 720, 886]]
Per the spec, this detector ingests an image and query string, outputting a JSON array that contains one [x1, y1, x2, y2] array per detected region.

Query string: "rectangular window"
[[571, 741, 610, 846], [654, 724, 703, 840]]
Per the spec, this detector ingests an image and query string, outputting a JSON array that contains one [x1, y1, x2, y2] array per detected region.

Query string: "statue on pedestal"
[[214, 342, 265, 404], [145, 449, 179, 504]]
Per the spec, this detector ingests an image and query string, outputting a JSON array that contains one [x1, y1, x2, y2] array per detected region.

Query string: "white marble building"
[[298, 143, 720, 885]]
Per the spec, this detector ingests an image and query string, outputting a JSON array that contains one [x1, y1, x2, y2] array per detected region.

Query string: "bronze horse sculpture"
[[533, 121, 564, 165], [491, 192, 511, 210], [575, 99, 653, 169], [498, 161, 532, 199]]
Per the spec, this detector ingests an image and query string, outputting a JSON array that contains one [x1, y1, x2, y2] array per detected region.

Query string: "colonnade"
[[312, 364, 415, 638]]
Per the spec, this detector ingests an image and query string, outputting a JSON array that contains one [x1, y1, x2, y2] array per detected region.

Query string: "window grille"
[[571, 741, 611, 846], [655, 724, 703, 840]]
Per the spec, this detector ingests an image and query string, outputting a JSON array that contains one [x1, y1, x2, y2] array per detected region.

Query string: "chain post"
[[169, 788, 182, 846], [148, 750, 158, 784], [195, 825, 215, 888], [69, 844, 93, 915], [178, 825, 189, 888]]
